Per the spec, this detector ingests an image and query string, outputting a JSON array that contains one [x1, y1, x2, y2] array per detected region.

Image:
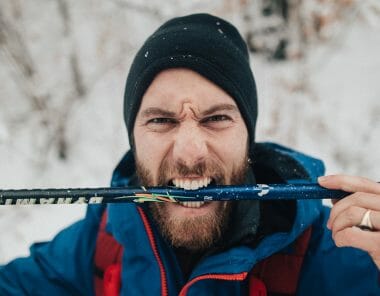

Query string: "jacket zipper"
[[179, 272, 248, 296], [138, 207, 248, 296], [137, 207, 169, 296]]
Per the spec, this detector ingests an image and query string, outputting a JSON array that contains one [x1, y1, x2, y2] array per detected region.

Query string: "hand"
[[319, 175, 380, 269]]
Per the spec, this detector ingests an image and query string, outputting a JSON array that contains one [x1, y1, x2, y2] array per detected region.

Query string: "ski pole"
[[0, 183, 351, 205]]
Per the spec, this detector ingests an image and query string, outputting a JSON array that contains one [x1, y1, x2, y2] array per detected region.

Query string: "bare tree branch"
[[0, 11, 34, 77], [112, 0, 164, 19], [57, 0, 70, 36], [70, 53, 86, 97], [0, 10, 50, 112]]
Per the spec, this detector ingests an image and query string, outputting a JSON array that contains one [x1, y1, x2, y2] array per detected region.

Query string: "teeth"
[[190, 181, 199, 190], [171, 177, 211, 208], [179, 201, 205, 208], [184, 180, 191, 190], [172, 177, 212, 191]]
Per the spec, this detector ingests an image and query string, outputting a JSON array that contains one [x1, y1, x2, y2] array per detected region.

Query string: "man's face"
[[133, 68, 249, 251]]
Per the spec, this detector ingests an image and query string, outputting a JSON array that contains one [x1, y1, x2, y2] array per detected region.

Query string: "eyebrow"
[[201, 104, 239, 116], [139, 104, 239, 119], [140, 108, 177, 118]]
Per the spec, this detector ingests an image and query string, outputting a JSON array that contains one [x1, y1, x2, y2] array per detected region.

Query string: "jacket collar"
[[107, 142, 325, 293]]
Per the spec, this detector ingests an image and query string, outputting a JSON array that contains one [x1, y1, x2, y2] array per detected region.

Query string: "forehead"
[[139, 68, 239, 112]]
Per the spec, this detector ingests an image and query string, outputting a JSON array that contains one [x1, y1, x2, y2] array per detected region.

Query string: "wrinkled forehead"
[[137, 68, 241, 116]]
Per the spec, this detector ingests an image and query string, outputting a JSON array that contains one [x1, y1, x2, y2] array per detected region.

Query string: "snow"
[[255, 21, 380, 178], [0, 2, 379, 265]]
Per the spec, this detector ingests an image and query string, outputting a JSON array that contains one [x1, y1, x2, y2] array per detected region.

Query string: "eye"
[[200, 114, 233, 129], [145, 117, 178, 132], [147, 118, 177, 124], [201, 114, 232, 123]]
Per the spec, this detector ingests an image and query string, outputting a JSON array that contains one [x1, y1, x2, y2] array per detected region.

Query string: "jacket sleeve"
[[297, 206, 380, 296], [0, 205, 104, 296]]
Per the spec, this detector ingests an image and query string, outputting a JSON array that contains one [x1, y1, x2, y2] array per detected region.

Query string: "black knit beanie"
[[124, 13, 258, 154]]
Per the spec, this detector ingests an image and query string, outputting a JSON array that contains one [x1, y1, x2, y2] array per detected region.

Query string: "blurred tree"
[[241, 0, 373, 61]]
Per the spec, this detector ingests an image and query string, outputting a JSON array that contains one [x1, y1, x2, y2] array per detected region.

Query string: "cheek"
[[134, 131, 171, 175], [213, 127, 248, 162]]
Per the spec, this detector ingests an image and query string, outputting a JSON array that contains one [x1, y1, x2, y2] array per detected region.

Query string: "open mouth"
[[170, 177, 214, 208]]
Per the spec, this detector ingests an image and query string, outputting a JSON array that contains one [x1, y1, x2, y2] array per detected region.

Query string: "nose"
[[172, 123, 208, 167]]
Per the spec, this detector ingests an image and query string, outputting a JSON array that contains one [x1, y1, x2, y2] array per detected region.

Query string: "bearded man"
[[1, 13, 380, 296]]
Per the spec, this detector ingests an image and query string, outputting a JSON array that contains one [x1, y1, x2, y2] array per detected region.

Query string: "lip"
[[172, 175, 207, 179], [167, 201, 217, 216], [179, 201, 206, 208]]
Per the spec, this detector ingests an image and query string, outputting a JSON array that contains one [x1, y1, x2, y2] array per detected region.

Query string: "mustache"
[[135, 154, 248, 187], [158, 159, 225, 185], [171, 161, 207, 176]]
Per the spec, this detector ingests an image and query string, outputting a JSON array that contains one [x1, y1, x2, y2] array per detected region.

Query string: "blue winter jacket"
[[0, 143, 378, 295]]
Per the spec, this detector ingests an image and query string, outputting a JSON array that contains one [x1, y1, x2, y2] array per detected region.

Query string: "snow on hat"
[[124, 13, 258, 153]]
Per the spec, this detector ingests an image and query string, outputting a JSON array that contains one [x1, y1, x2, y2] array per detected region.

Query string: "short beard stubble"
[[135, 155, 249, 252]]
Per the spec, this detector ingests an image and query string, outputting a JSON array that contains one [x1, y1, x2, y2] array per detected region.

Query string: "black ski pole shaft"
[[0, 183, 351, 205]]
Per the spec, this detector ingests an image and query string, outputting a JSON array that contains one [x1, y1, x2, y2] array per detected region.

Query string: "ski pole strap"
[[0, 183, 352, 205]]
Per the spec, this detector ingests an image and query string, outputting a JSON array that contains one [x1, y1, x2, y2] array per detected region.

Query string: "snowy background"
[[0, 0, 379, 264]]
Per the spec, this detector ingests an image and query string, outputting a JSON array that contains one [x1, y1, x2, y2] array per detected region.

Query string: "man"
[[0, 13, 379, 296]]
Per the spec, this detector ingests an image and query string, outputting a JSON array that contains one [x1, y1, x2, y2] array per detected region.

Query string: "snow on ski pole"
[[0, 183, 351, 205]]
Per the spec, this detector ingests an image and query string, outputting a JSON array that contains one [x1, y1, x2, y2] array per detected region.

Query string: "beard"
[[135, 155, 248, 252]]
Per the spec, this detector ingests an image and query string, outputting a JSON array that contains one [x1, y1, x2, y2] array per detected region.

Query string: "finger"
[[318, 175, 380, 194], [330, 207, 380, 233], [333, 227, 380, 263], [327, 192, 380, 229], [329, 206, 366, 233]]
